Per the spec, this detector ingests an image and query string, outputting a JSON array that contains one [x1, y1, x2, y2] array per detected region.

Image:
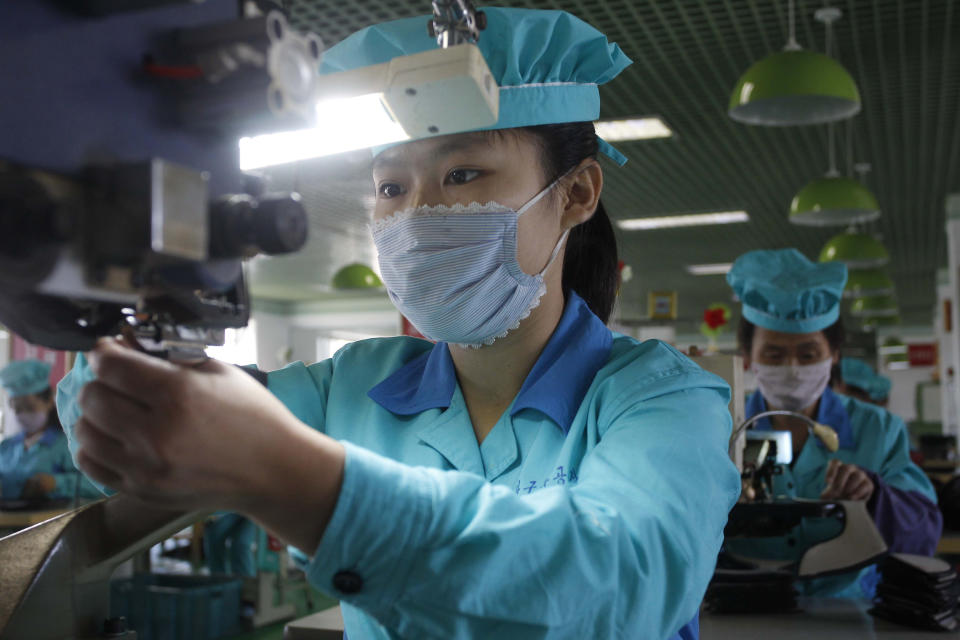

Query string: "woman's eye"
[[446, 168, 480, 185], [378, 183, 404, 199]]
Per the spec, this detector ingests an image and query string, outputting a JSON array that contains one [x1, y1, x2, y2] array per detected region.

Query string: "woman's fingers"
[[820, 461, 874, 501], [78, 380, 151, 438], [86, 339, 185, 407], [74, 417, 134, 473], [848, 476, 875, 501], [823, 459, 842, 488], [74, 435, 126, 490]]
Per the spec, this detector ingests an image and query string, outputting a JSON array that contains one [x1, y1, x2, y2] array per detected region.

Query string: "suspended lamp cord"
[[846, 119, 854, 178], [785, 0, 801, 50]]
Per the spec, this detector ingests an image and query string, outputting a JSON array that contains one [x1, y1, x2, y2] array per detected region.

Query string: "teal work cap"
[[0, 359, 52, 398], [727, 249, 848, 334], [868, 374, 892, 401], [319, 7, 632, 165], [841, 358, 878, 393], [841, 358, 892, 401]]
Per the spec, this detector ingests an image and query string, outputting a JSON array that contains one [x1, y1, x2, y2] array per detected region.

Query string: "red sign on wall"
[[908, 343, 937, 368], [9, 334, 70, 390]]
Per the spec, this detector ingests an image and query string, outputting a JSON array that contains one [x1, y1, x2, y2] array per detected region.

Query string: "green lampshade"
[[844, 268, 894, 298], [331, 263, 383, 290], [789, 176, 881, 226], [729, 50, 861, 126], [819, 232, 889, 268], [850, 294, 898, 318]]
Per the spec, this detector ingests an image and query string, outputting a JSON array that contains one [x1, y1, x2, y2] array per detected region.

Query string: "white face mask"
[[14, 411, 48, 436], [753, 358, 833, 412], [371, 177, 568, 348]]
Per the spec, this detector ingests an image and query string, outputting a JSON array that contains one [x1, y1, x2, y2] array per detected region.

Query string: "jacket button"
[[333, 570, 363, 594]]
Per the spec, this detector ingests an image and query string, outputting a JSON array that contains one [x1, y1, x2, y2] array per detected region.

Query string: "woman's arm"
[[867, 414, 942, 555], [292, 387, 739, 639], [68, 339, 739, 638]]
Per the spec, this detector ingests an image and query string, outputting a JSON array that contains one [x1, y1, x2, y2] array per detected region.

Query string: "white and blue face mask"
[[370, 178, 568, 348]]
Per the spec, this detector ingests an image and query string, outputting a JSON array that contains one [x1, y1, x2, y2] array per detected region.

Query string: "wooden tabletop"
[[0, 508, 71, 530]]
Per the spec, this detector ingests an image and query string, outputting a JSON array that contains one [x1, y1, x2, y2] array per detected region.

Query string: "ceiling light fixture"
[[819, 230, 889, 268], [686, 263, 733, 276], [617, 211, 749, 231], [594, 117, 673, 141], [728, 3, 860, 126]]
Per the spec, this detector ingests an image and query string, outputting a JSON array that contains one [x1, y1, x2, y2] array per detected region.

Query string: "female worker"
[[57, 9, 740, 639], [0, 359, 97, 501], [728, 249, 940, 598]]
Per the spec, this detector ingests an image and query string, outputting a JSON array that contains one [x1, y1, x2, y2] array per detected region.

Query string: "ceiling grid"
[[267, 0, 959, 331]]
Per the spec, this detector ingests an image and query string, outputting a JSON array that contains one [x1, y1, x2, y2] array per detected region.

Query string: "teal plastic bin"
[[110, 574, 242, 640]]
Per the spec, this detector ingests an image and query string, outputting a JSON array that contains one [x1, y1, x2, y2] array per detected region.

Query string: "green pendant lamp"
[[332, 263, 383, 290], [729, 5, 861, 126], [850, 294, 898, 318], [862, 315, 902, 331], [844, 268, 894, 298], [819, 231, 889, 268], [789, 171, 881, 226]]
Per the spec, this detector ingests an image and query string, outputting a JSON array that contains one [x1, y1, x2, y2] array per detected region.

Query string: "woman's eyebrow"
[[373, 135, 492, 173]]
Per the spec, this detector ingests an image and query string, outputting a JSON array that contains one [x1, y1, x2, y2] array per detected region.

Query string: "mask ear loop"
[[537, 229, 569, 277], [516, 166, 578, 216], [517, 167, 579, 276]]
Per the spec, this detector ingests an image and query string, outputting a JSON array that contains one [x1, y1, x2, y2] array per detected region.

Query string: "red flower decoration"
[[704, 308, 727, 330]]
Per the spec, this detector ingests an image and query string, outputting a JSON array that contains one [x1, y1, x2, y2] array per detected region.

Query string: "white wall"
[[252, 297, 400, 371], [882, 364, 936, 423]]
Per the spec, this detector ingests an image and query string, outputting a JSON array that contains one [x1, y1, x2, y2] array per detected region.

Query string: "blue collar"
[[368, 291, 613, 434], [745, 387, 855, 449], [10, 425, 60, 447]]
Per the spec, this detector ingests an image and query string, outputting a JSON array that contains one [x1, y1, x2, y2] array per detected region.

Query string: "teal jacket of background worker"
[[728, 388, 941, 598], [59, 293, 741, 640], [0, 426, 99, 500]]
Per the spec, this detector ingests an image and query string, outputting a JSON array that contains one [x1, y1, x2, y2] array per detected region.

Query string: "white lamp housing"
[[240, 44, 499, 170]]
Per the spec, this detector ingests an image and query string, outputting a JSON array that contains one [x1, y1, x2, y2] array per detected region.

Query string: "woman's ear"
[[560, 159, 603, 230]]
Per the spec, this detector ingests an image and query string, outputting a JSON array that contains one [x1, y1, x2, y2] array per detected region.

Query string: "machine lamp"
[[819, 231, 889, 268], [844, 268, 894, 298], [332, 263, 383, 290], [240, 43, 499, 170], [789, 176, 880, 226]]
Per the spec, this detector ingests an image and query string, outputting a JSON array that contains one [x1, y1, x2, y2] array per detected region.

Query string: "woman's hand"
[[73, 339, 344, 551], [820, 459, 875, 501], [21, 473, 56, 499]]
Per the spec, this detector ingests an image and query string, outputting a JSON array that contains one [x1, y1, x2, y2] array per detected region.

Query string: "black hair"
[[737, 316, 846, 355], [518, 122, 619, 324]]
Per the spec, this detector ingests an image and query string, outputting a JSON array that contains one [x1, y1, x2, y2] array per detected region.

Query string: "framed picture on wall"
[[648, 291, 678, 320]]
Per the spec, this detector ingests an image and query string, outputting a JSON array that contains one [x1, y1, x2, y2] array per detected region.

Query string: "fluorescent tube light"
[[686, 263, 733, 276], [594, 117, 673, 141], [617, 211, 750, 231]]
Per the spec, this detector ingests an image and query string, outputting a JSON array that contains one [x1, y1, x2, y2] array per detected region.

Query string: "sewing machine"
[[721, 411, 887, 581]]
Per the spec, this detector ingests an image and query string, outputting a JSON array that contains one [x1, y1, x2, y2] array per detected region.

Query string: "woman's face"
[[371, 131, 566, 276], [10, 393, 52, 416], [747, 327, 838, 367]]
